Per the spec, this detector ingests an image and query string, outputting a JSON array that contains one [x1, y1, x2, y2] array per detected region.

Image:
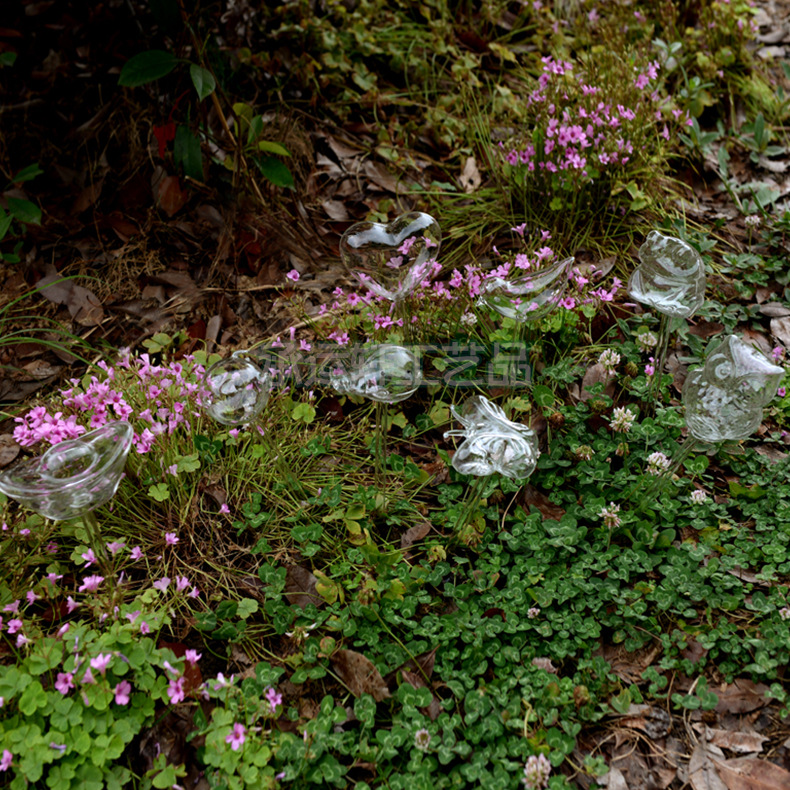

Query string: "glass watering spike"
[[682, 335, 784, 443], [443, 395, 539, 479], [329, 344, 421, 404], [0, 421, 133, 521], [628, 230, 706, 319], [339, 212, 441, 303], [479, 256, 574, 322], [203, 351, 272, 426]]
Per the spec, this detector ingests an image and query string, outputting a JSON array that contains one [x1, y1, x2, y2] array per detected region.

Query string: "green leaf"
[[532, 384, 554, 407], [174, 125, 203, 182], [291, 402, 316, 424], [7, 198, 41, 225], [118, 50, 178, 86], [18, 679, 47, 715], [0, 52, 17, 67], [189, 64, 216, 101], [258, 140, 291, 157], [0, 209, 12, 241], [236, 598, 259, 619], [148, 483, 171, 502], [11, 163, 43, 184], [175, 453, 200, 473], [254, 156, 294, 189]]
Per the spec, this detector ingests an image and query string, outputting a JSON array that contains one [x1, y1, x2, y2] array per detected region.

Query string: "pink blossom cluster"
[[499, 55, 689, 195], [13, 351, 208, 457]]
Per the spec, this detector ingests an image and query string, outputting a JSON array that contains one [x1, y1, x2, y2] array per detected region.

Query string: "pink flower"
[[114, 680, 131, 705], [286, 269, 300, 282], [219, 504, 230, 515], [90, 653, 113, 676], [55, 672, 74, 695], [78, 575, 104, 593], [265, 686, 283, 713], [140, 621, 150, 635], [226, 722, 247, 751], [167, 677, 186, 705], [0, 749, 11, 771], [66, 596, 80, 613], [81, 549, 97, 567], [130, 546, 143, 561], [164, 532, 179, 546], [153, 577, 171, 592], [779, 387, 787, 398], [185, 649, 202, 664]]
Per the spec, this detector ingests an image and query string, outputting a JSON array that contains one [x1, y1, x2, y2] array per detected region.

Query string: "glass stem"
[[649, 313, 671, 405], [82, 509, 115, 592], [374, 401, 389, 486], [456, 474, 489, 538]]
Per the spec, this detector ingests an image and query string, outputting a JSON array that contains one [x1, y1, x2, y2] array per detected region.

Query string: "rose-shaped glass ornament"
[[628, 231, 706, 319], [480, 256, 574, 323], [203, 352, 272, 426], [340, 212, 441, 304], [329, 344, 421, 404], [444, 395, 539, 479], [683, 335, 784, 443], [0, 421, 133, 522]]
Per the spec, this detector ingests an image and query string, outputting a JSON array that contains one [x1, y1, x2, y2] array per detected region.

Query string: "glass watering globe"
[[479, 255, 574, 325], [0, 421, 133, 522], [203, 351, 273, 427], [628, 231, 706, 401], [479, 255, 574, 386], [329, 344, 422, 483], [444, 395, 539, 541], [683, 334, 784, 444], [340, 212, 441, 338]]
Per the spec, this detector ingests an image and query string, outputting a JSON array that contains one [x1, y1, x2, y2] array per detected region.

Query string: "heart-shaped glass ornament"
[[329, 344, 421, 404], [444, 395, 539, 479], [203, 351, 272, 426], [628, 231, 706, 319], [479, 256, 574, 322], [340, 212, 441, 303], [0, 421, 133, 521], [682, 335, 784, 443]]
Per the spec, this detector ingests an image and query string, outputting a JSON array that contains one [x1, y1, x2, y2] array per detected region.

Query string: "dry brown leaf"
[[715, 679, 770, 714], [713, 757, 790, 789], [37, 264, 104, 326], [0, 435, 20, 469], [331, 649, 391, 701], [771, 317, 790, 348], [580, 363, 615, 401], [692, 725, 767, 755], [459, 156, 482, 193], [400, 521, 431, 549], [284, 566, 324, 609], [521, 484, 566, 520], [363, 160, 408, 194], [689, 740, 729, 790], [602, 766, 629, 790], [758, 303, 790, 317], [156, 174, 188, 217], [323, 199, 349, 221]]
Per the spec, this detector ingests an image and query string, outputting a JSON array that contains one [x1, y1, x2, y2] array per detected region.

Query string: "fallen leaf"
[[37, 264, 104, 326], [331, 649, 391, 701], [771, 317, 790, 348], [691, 725, 767, 755], [400, 521, 431, 549], [715, 679, 770, 714], [602, 766, 629, 790], [713, 757, 790, 789], [0, 435, 20, 468], [284, 565, 324, 609], [579, 362, 615, 401], [156, 174, 188, 217], [520, 484, 566, 520], [689, 740, 729, 790], [459, 156, 482, 193], [322, 199, 349, 221], [758, 303, 790, 317]]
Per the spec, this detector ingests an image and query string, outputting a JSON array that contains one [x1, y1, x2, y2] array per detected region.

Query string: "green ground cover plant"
[[2, 0, 790, 787]]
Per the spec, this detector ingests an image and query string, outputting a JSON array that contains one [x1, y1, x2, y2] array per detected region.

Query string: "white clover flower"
[[646, 451, 671, 475], [610, 407, 636, 433], [597, 349, 621, 373], [636, 331, 658, 352]]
